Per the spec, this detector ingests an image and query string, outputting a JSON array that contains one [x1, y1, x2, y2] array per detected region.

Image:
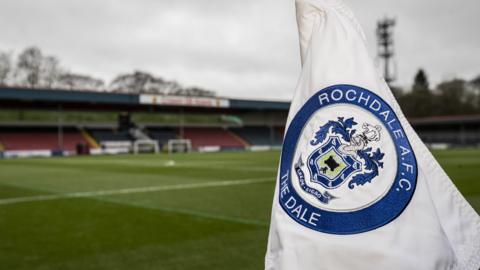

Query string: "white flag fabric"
[[265, 0, 480, 269]]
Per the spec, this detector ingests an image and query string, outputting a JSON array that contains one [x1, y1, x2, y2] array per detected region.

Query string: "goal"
[[133, 139, 159, 154], [167, 139, 192, 154]]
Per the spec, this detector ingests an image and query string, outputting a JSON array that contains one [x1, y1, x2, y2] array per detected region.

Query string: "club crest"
[[279, 85, 417, 234]]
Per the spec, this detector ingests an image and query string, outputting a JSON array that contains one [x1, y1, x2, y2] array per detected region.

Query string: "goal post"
[[133, 139, 159, 154], [167, 139, 192, 154]]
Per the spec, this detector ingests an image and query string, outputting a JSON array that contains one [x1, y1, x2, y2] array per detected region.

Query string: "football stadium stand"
[[230, 126, 283, 146], [0, 127, 89, 152], [88, 128, 132, 142], [410, 115, 480, 146], [182, 127, 245, 150], [0, 87, 479, 157], [147, 128, 178, 148]]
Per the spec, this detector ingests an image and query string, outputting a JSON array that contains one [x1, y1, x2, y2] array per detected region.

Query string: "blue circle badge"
[[279, 85, 417, 234]]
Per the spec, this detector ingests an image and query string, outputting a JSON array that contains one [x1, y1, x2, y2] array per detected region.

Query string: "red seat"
[[0, 131, 88, 152], [181, 128, 245, 149]]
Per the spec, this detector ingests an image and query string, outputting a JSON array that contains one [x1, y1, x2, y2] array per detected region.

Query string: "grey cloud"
[[0, 0, 478, 100]]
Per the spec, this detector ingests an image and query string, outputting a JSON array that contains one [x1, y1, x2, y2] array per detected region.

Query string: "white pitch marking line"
[[0, 177, 274, 206]]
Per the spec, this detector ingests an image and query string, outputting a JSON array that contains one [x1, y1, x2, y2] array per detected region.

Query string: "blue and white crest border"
[[279, 84, 418, 235]]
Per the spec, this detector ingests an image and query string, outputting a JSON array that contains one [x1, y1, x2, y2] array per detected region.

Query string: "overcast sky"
[[0, 0, 478, 100]]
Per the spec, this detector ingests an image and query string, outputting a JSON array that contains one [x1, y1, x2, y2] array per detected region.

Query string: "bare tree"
[[109, 71, 216, 96], [10, 46, 216, 96], [41, 56, 61, 88], [57, 72, 104, 91], [110, 71, 159, 93], [0, 52, 11, 86], [173, 86, 215, 97], [110, 71, 169, 94], [161, 81, 183, 95], [16, 47, 43, 87]]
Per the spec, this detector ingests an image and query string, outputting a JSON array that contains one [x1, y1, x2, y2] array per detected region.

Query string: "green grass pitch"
[[0, 149, 478, 269]]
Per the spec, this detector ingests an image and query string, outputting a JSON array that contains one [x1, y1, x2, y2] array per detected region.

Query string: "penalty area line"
[[0, 177, 274, 206]]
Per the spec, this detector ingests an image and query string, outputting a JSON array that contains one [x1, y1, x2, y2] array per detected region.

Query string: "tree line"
[[0, 46, 215, 97], [1, 47, 479, 117], [392, 69, 480, 118]]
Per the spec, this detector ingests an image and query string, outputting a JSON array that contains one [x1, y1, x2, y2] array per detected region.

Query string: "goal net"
[[133, 139, 159, 154], [167, 139, 192, 154]]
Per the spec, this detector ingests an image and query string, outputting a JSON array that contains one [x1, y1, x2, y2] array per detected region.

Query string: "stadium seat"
[[0, 128, 89, 152], [181, 127, 246, 150], [147, 128, 178, 148], [230, 126, 283, 146], [87, 128, 132, 142]]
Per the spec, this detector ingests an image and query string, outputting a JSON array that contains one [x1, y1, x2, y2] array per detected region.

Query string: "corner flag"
[[265, 0, 480, 269]]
